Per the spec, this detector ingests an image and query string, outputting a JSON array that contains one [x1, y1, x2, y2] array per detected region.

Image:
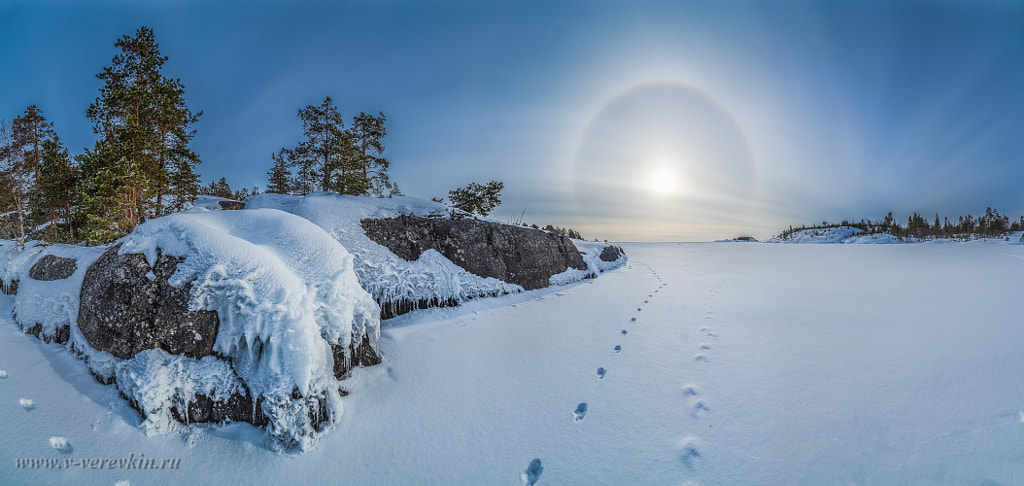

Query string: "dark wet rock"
[[378, 296, 459, 320], [28, 254, 77, 281], [78, 243, 220, 360], [362, 214, 587, 291], [1, 279, 18, 295], [22, 322, 70, 344], [599, 245, 625, 262], [217, 200, 246, 210], [170, 392, 269, 427], [331, 334, 382, 378]]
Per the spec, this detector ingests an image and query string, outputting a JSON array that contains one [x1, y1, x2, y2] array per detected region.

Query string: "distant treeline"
[[775, 208, 1024, 241]]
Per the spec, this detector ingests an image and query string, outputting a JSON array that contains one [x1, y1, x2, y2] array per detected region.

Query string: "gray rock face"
[[1, 279, 18, 295], [28, 255, 77, 281], [600, 245, 625, 262], [77, 244, 220, 360], [362, 214, 587, 291], [218, 200, 246, 210]]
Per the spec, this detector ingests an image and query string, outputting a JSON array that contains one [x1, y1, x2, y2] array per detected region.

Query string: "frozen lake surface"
[[2, 242, 1023, 485]]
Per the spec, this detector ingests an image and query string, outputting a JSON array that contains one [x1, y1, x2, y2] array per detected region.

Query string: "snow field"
[[2, 242, 1022, 484]]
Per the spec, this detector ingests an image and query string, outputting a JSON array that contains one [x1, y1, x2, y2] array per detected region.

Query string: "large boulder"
[[78, 242, 380, 376], [599, 245, 625, 262], [69, 210, 382, 450], [361, 214, 587, 291], [217, 199, 246, 210], [28, 255, 78, 281], [78, 244, 220, 360]]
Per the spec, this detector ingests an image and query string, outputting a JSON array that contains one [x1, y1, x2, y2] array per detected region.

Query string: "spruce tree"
[[266, 148, 293, 194]]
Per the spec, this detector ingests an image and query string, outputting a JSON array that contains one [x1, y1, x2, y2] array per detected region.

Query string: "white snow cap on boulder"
[[117, 208, 380, 450]]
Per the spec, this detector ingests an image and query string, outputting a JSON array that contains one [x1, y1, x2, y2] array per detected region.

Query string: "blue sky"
[[2, 0, 1022, 241]]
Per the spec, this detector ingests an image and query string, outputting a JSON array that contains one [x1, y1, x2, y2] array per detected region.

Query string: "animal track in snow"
[[596, 367, 607, 379], [682, 385, 698, 396], [694, 354, 709, 363], [643, 300, 649, 304], [630, 317, 636, 322], [20, 398, 35, 410], [691, 400, 711, 417], [613, 345, 621, 353], [49, 436, 72, 453], [572, 403, 588, 422], [678, 437, 701, 470], [621, 329, 628, 335], [698, 343, 711, 350], [637, 308, 642, 312], [699, 328, 718, 338], [522, 458, 544, 486]]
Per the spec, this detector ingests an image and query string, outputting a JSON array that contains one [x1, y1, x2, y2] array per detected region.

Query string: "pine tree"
[[388, 182, 403, 197], [291, 97, 353, 194], [267, 148, 293, 194], [79, 26, 201, 243], [33, 137, 80, 241], [199, 177, 235, 199], [350, 112, 389, 195], [280, 99, 393, 196], [3, 106, 58, 246], [0, 119, 13, 211], [448, 180, 504, 216], [155, 75, 201, 215]]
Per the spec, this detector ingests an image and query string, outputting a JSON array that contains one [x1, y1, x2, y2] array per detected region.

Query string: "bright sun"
[[649, 168, 677, 195]]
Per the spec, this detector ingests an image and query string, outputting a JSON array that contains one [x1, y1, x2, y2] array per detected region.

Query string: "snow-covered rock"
[[14, 244, 105, 345], [361, 213, 586, 294], [246, 193, 626, 317], [7, 208, 381, 451], [767, 226, 866, 244], [106, 209, 380, 450]]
